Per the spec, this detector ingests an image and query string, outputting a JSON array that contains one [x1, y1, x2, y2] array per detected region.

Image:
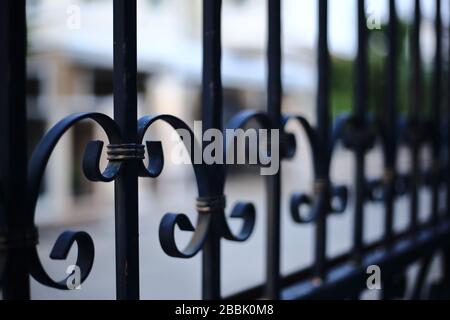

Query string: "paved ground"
[[29, 145, 441, 299]]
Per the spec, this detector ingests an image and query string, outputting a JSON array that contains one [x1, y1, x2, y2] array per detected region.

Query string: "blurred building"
[[26, 0, 316, 225]]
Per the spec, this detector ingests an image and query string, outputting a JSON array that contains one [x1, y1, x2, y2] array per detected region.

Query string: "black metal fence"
[[1, 0, 450, 300]]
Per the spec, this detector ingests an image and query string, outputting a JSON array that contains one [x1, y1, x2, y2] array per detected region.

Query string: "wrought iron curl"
[[386, 116, 439, 198], [336, 114, 402, 205], [415, 118, 445, 188], [27, 112, 121, 289], [139, 112, 261, 258], [137, 114, 212, 258], [221, 110, 274, 242], [283, 114, 349, 224], [366, 117, 414, 204]]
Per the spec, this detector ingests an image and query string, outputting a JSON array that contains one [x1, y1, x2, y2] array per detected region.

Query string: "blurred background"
[[24, 0, 447, 299]]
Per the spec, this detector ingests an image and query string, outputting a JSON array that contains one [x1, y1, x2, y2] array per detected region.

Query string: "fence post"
[[201, 0, 224, 300], [313, 0, 330, 281], [352, 0, 369, 264], [113, 0, 140, 300], [382, 0, 399, 300], [431, 0, 442, 225], [383, 0, 398, 247], [409, 0, 422, 233], [266, 0, 282, 300], [0, 0, 32, 300]]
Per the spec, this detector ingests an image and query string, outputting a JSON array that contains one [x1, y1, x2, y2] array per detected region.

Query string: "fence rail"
[[1, 0, 450, 300]]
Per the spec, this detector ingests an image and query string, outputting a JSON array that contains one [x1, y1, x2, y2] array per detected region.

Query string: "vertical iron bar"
[[0, 0, 30, 300], [447, 0, 450, 220], [113, 0, 140, 300], [431, 0, 442, 225], [383, 4, 399, 300], [265, 0, 282, 300], [352, 0, 368, 263], [443, 0, 450, 298], [201, 0, 223, 300], [410, 0, 422, 233], [384, 0, 398, 247], [314, 0, 330, 280], [411, 0, 422, 119], [444, 248, 450, 297], [354, 0, 368, 119]]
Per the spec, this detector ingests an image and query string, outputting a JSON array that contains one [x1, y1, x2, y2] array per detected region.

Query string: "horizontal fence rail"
[[1, 0, 450, 300]]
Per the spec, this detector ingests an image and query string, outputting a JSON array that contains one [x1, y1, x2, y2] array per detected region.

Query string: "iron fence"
[[1, 0, 450, 300]]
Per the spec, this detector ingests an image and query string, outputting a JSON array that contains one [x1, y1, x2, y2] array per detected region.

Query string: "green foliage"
[[329, 19, 430, 119], [330, 56, 353, 118]]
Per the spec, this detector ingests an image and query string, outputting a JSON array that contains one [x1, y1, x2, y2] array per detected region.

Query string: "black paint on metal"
[[0, 0, 449, 301]]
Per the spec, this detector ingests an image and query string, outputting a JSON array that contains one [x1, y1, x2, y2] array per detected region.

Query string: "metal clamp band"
[[0, 227, 39, 251], [383, 168, 395, 185], [313, 179, 329, 195], [196, 196, 227, 214], [107, 144, 145, 161]]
